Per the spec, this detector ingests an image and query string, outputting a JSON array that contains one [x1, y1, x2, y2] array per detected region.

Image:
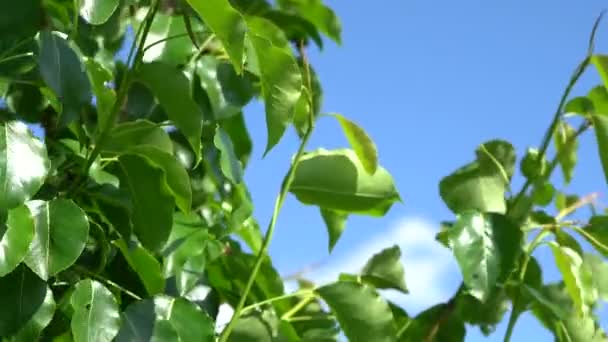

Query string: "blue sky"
[[239, 1, 608, 340]]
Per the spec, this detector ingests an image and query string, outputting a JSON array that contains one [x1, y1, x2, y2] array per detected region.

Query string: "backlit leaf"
[[582, 216, 608, 257], [332, 113, 378, 174], [71, 280, 121, 342], [320, 208, 347, 252], [549, 242, 588, 316], [554, 121, 578, 184]]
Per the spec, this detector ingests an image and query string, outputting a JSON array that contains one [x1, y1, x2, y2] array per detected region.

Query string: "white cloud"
[[305, 216, 460, 313]]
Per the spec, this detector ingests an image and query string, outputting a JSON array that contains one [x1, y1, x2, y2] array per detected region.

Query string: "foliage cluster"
[[1, 0, 608, 341]]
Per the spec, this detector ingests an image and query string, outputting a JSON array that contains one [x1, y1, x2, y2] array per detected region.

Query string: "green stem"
[[241, 289, 314, 315], [219, 42, 317, 341], [0, 52, 33, 66], [281, 294, 315, 320], [143, 30, 207, 54], [83, 1, 159, 174], [570, 226, 608, 254], [284, 315, 335, 323], [74, 265, 142, 300]]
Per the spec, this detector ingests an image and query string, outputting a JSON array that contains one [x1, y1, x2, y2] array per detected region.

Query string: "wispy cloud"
[[304, 216, 460, 313]]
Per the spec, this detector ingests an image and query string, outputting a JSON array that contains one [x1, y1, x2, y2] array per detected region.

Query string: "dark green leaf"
[[0, 205, 34, 276], [0, 264, 47, 337], [71, 279, 121, 342], [582, 216, 608, 257], [290, 148, 400, 216], [316, 281, 396, 342], [38, 31, 92, 125], [185, 0, 246, 71], [136, 62, 203, 160], [554, 121, 578, 184], [118, 154, 174, 252], [332, 113, 378, 174], [532, 181, 555, 206], [400, 303, 466, 342], [24, 199, 90, 280], [455, 290, 509, 335], [80, 0, 119, 25], [448, 212, 523, 302], [549, 242, 588, 316], [104, 120, 173, 155], [246, 17, 302, 154], [360, 245, 408, 293], [8, 287, 55, 342], [114, 239, 164, 296], [264, 10, 323, 48], [221, 113, 253, 166], [125, 145, 192, 213], [228, 310, 282, 342], [214, 126, 243, 183], [0, 121, 49, 210], [278, 0, 342, 44], [84, 58, 115, 130], [320, 208, 347, 252]]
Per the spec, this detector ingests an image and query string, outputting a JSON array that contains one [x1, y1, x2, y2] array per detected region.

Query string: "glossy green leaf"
[[125, 145, 192, 213], [136, 62, 203, 160], [114, 239, 164, 295], [316, 281, 396, 342], [38, 31, 92, 125], [115, 296, 215, 342], [554, 121, 578, 184], [185, 0, 246, 71], [71, 279, 121, 342], [79, 0, 119, 25], [278, 0, 342, 44], [0, 264, 47, 337], [119, 154, 174, 252], [320, 208, 347, 252], [549, 242, 588, 316], [360, 245, 408, 293], [196, 56, 255, 120], [448, 212, 523, 302], [582, 216, 608, 257], [400, 303, 466, 342], [214, 126, 243, 183], [440, 140, 515, 214], [290, 148, 400, 215], [0, 205, 34, 276], [24, 199, 90, 280], [0, 121, 49, 210], [84, 58, 115, 130], [332, 113, 378, 174], [162, 213, 211, 282], [104, 120, 173, 155], [8, 287, 55, 342], [247, 17, 302, 154]]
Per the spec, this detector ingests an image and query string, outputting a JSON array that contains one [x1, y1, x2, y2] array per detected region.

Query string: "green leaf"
[[320, 208, 347, 252], [278, 0, 342, 44], [588, 85, 608, 115], [0, 121, 50, 210], [554, 121, 578, 184], [84, 58, 115, 130], [332, 113, 378, 174], [582, 216, 608, 257], [214, 126, 244, 183], [8, 287, 55, 342], [448, 212, 523, 302], [185, 0, 246, 71], [137, 11, 199, 65], [360, 245, 408, 293], [118, 154, 174, 252], [290, 148, 400, 216], [38, 31, 92, 125], [228, 310, 283, 342], [455, 290, 509, 336], [136, 62, 203, 160], [532, 181, 555, 207], [0, 264, 47, 337], [549, 242, 588, 316], [592, 54, 608, 91], [591, 113, 608, 185], [114, 239, 164, 296], [115, 296, 215, 342], [221, 113, 253, 166], [316, 281, 396, 342], [0, 205, 34, 276], [104, 120, 173, 155], [398, 303, 465, 342], [581, 253, 608, 302], [521, 148, 548, 181], [71, 279, 121, 342], [439, 140, 515, 214], [79, 0, 119, 25], [196, 56, 255, 120], [564, 96, 594, 116], [23, 199, 90, 280], [246, 17, 302, 154], [125, 145, 192, 213]]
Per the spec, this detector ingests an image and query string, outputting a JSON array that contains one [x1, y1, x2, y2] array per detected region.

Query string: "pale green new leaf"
[[0, 121, 49, 211], [185, 0, 246, 71], [24, 199, 90, 280], [290, 148, 400, 216], [549, 242, 588, 316], [332, 113, 378, 174], [71, 280, 121, 342]]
